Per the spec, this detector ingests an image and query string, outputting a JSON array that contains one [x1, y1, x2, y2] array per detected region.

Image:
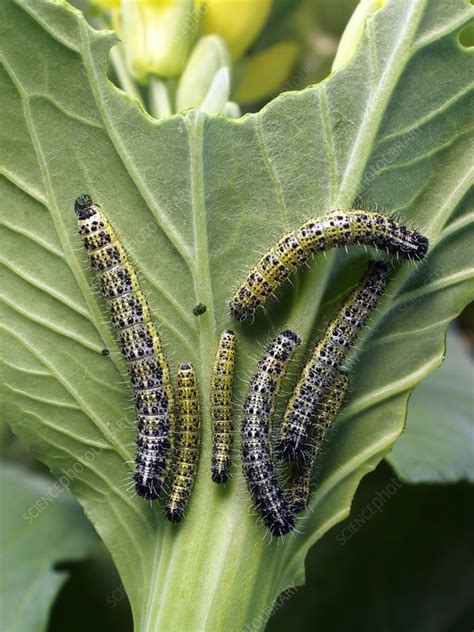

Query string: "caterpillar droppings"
[[290, 370, 349, 513], [276, 260, 389, 465], [75, 194, 174, 499], [211, 330, 236, 484], [166, 363, 201, 523], [242, 330, 301, 537], [229, 210, 428, 322], [193, 303, 207, 316]]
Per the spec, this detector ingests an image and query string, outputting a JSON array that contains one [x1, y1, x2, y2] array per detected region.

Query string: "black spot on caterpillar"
[[276, 260, 389, 466], [192, 303, 207, 316], [290, 370, 349, 513], [101, 348, 110, 356], [210, 330, 236, 484], [229, 210, 428, 322], [242, 330, 301, 537], [75, 194, 174, 499], [166, 363, 201, 523]]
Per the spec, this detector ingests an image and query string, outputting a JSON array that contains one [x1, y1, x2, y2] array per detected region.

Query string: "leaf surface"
[[0, 0, 473, 628]]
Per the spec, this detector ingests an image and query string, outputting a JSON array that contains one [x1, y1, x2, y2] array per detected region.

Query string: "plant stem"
[[132, 489, 290, 632], [149, 76, 173, 119], [109, 44, 144, 106]]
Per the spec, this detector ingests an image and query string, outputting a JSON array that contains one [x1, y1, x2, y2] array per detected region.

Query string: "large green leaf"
[[0, 463, 98, 632], [387, 329, 474, 483], [0, 0, 473, 629]]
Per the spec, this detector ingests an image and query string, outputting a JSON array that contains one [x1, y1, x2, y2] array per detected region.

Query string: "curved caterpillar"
[[166, 363, 201, 523], [75, 194, 174, 499], [276, 260, 389, 465], [229, 210, 428, 322], [210, 330, 236, 483], [242, 330, 301, 537], [290, 370, 349, 513]]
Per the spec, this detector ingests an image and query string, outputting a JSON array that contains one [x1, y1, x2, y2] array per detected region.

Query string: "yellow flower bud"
[[235, 40, 300, 105], [196, 0, 273, 61], [176, 34, 232, 111], [121, 0, 201, 81], [332, 0, 386, 72]]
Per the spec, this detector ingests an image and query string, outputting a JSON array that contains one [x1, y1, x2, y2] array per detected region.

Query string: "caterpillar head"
[[411, 231, 429, 260], [387, 225, 429, 261], [74, 194, 97, 220]]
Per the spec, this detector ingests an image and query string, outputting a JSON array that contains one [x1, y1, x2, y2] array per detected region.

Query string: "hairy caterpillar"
[[75, 194, 174, 499], [290, 370, 349, 513], [166, 363, 201, 523], [229, 210, 428, 322], [242, 330, 301, 536], [276, 260, 389, 465], [210, 330, 236, 484]]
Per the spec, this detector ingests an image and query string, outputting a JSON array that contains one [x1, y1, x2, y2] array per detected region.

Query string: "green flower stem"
[[149, 76, 173, 119], [109, 43, 144, 105]]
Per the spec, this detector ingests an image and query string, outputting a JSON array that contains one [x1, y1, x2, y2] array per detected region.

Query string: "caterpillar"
[[242, 330, 301, 537], [290, 370, 349, 513], [166, 363, 201, 523], [210, 330, 236, 484], [75, 194, 174, 499], [276, 260, 389, 465], [229, 210, 428, 322]]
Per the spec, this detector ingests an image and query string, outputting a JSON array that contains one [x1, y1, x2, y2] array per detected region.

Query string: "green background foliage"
[[0, 0, 472, 629], [0, 464, 97, 631], [388, 329, 474, 483]]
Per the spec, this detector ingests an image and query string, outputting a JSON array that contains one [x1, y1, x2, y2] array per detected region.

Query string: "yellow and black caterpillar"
[[210, 330, 236, 483], [229, 210, 428, 322], [290, 370, 349, 513], [242, 330, 301, 536], [277, 261, 389, 465], [75, 194, 174, 499], [166, 363, 201, 522]]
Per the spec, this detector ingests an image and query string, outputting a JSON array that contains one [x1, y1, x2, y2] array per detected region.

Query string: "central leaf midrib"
[[79, 21, 194, 270]]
